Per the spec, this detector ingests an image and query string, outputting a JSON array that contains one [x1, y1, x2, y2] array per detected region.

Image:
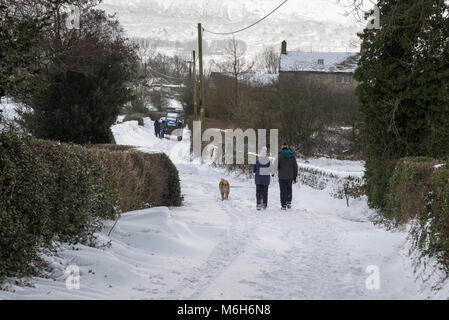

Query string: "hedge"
[[87, 146, 182, 211], [123, 113, 145, 126], [0, 135, 182, 282], [385, 157, 449, 272], [0, 134, 117, 281]]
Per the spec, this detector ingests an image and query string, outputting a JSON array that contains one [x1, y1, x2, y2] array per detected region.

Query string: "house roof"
[[280, 52, 360, 73]]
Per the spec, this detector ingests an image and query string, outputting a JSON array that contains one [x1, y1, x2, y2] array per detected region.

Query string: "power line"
[[202, 0, 288, 35]]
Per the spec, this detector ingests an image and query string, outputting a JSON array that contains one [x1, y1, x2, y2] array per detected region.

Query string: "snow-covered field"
[[1, 117, 448, 299]]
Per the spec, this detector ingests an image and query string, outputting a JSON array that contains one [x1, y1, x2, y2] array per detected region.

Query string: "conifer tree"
[[355, 0, 449, 209], [0, 4, 50, 100], [20, 6, 138, 144]]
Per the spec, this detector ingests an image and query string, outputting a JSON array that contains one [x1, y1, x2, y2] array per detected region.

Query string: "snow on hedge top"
[[280, 52, 359, 73]]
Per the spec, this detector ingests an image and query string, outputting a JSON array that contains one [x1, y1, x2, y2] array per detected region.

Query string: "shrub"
[[87, 147, 182, 211], [385, 157, 438, 225], [29, 140, 118, 244], [409, 161, 449, 273], [363, 158, 398, 211], [0, 132, 53, 280], [331, 176, 364, 207], [0, 134, 117, 281], [147, 111, 164, 121], [159, 153, 182, 207], [0, 136, 182, 283], [384, 157, 449, 275], [123, 113, 145, 126]]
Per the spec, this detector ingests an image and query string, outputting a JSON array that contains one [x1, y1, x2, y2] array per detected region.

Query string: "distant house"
[[279, 41, 359, 91], [146, 77, 185, 99]]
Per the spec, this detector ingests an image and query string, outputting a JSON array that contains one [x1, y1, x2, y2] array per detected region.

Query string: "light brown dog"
[[219, 178, 230, 201]]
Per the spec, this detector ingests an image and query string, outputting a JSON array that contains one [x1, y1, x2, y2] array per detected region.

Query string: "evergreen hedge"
[[385, 157, 449, 271], [0, 133, 117, 281], [0, 135, 182, 282], [355, 0, 449, 212], [87, 146, 182, 211]]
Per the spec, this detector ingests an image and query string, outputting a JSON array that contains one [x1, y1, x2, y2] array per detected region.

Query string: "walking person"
[[276, 142, 298, 210], [154, 118, 161, 138], [252, 147, 272, 210]]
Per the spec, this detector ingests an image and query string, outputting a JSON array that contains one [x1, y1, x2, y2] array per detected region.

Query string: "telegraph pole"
[[192, 51, 198, 121], [188, 61, 192, 79], [198, 23, 205, 132]]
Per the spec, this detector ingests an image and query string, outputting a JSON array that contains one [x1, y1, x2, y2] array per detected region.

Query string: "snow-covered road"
[[1, 117, 447, 299]]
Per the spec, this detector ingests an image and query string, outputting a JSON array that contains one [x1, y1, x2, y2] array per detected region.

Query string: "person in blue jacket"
[[252, 147, 272, 210]]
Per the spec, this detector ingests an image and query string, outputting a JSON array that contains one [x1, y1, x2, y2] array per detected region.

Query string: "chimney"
[[281, 40, 287, 55]]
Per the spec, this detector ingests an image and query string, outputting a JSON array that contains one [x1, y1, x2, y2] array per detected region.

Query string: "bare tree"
[[338, 0, 378, 22], [212, 38, 254, 119], [128, 37, 159, 113], [132, 37, 157, 66], [147, 53, 189, 80], [257, 47, 279, 74]]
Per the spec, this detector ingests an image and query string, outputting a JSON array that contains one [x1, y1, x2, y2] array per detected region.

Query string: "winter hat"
[[259, 146, 267, 158]]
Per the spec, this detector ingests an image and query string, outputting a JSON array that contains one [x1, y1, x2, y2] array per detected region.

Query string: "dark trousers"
[[279, 179, 293, 206], [256, 184, 269, 207]]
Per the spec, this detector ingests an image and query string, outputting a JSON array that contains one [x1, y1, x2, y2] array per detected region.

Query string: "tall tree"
[[0, 3, 54, 100], [20, 4, 138, 144], [354, 0, 449, 209]]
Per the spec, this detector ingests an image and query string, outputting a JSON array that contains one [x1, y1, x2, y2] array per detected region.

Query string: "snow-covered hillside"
[[1, 117, 448, 299], [99, 0, 368, 56]]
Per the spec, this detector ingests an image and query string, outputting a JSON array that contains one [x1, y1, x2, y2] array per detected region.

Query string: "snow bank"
[[111, 117, 159, 148], [0, 206, 217, 299]]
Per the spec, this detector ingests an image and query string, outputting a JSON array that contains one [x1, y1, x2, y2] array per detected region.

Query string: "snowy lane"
[[0, 118, 439, 299], [111, 119, 425, 299]]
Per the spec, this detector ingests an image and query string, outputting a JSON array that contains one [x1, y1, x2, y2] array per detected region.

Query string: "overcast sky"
[[99, 0, 371, 54]]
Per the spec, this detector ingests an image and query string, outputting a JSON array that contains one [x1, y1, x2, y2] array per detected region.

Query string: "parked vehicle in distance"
[[161, 109, 184, 141]]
